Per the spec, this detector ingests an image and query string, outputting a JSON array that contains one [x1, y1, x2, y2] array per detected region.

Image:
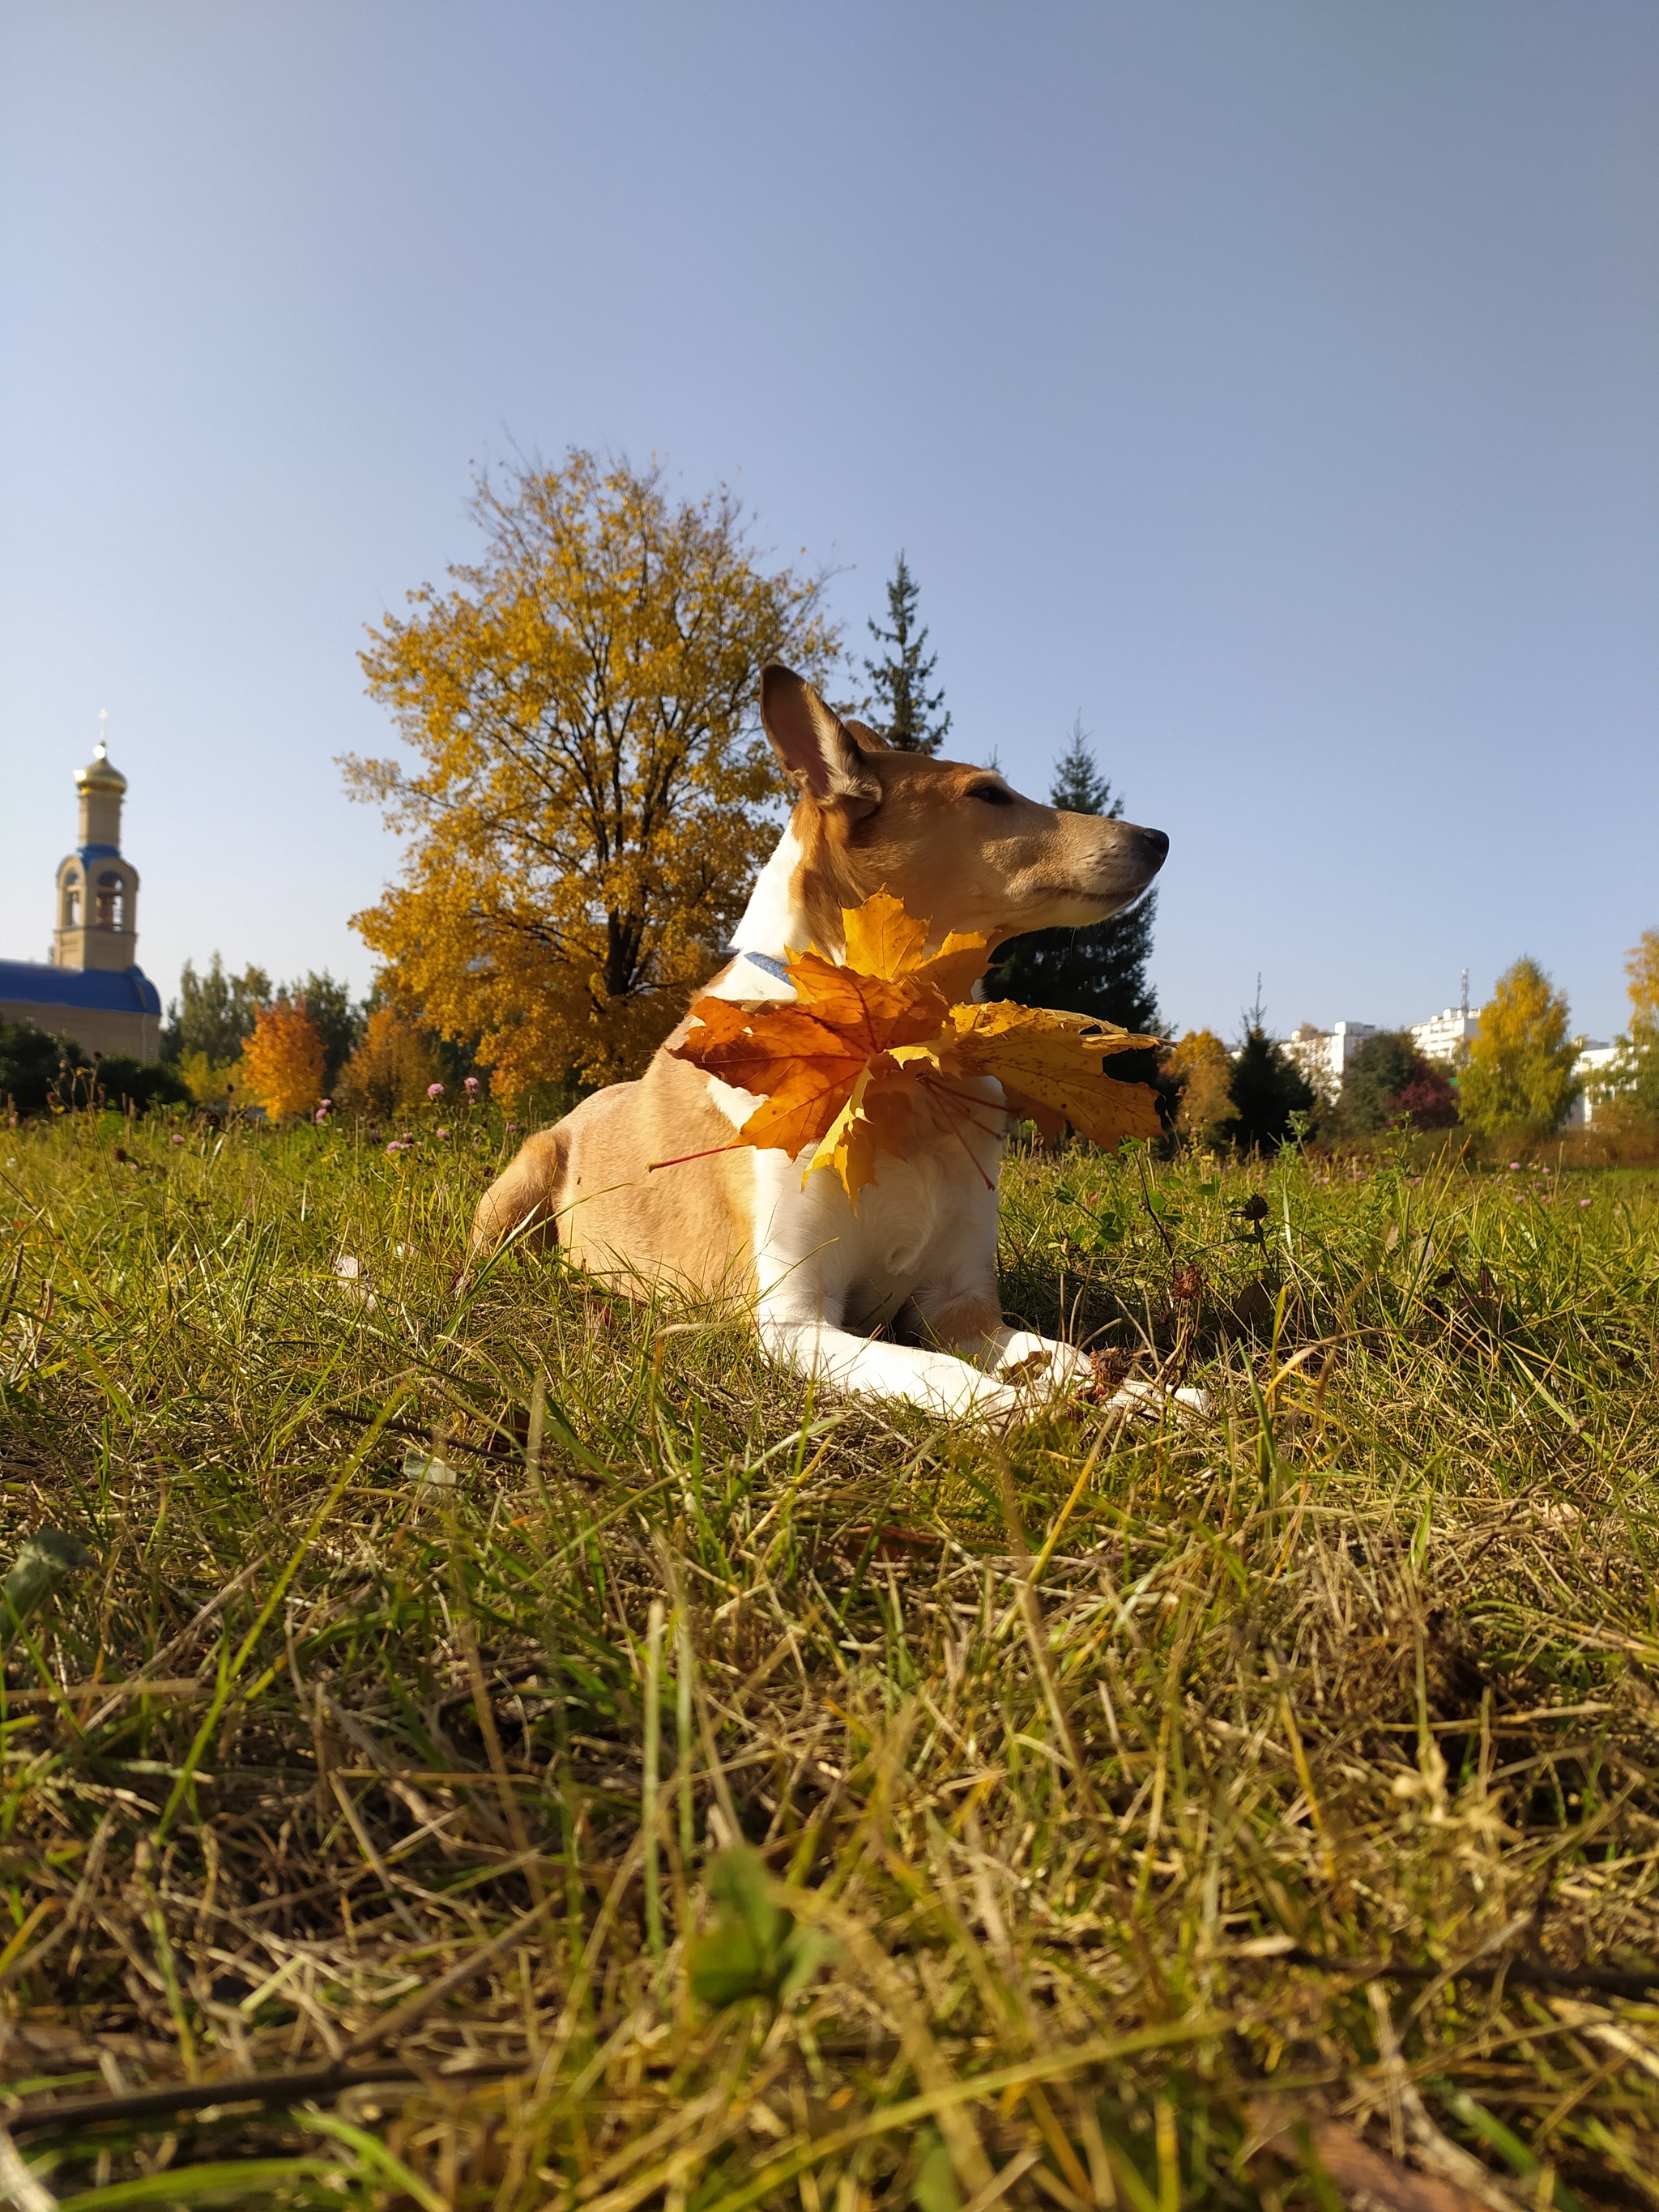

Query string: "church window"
[[96, 871, 126, 931], [63, 877, 81, 927]]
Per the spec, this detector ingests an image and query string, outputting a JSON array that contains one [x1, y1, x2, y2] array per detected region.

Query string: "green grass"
[[0, 1104, 1657, 2210]]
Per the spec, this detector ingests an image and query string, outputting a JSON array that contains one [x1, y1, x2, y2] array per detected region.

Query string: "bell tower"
[[53, 715, 142, 974]]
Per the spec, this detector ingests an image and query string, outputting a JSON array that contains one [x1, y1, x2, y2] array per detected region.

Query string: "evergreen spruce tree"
[[984, 717, 1161, 1062], [1047, 716, 1113, 816], [862, 552, 950, 754], [1223, 1025, 1315, 1153]]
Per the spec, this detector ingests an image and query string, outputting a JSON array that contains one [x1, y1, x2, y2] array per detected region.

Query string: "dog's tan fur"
[[470, 665, 1170, 1413], [470, 1046, 759, 1301]]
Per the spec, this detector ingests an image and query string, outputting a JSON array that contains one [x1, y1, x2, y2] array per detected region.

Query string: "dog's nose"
[[1139, 827, 1170, 867]]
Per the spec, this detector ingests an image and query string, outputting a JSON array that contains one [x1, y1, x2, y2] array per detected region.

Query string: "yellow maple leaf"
[[841, 891, 934, 978], [804, 1062, 919, 1200], [668, 889, 1162, 1202], [841, 889, 992, 1004], [944, 1001, 1163, 1148]]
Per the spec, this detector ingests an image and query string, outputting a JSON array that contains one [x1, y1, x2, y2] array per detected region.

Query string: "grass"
[[0, 1101, 1656, 2210]]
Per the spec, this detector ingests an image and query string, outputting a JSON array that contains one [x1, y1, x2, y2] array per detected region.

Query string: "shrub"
[[1394, 1056, 1458, 1129], [93, 1056, 190, 1115], [0, 1023, 188, 1118], [176, 1049, 245, 1104], [0, 1021, 74, 1117], [1337, 1031, 1460, 1135]]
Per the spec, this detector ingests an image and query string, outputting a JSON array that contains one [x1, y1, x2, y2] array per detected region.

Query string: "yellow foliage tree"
[[176, 1049, 244, 1106], [345, 451, 839, 1099], [335, 1007, 443, 1123], [1627, 928, 1659, 1036], [1588, 928, 1659, 1126], [1164, 1029, 1233, 1146], [1458, 957, 1580, 1137], [241, 1002, 325, 1119]]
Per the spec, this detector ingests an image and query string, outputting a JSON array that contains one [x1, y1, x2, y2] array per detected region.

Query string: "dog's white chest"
[[730, 1100, 1005, 1333]]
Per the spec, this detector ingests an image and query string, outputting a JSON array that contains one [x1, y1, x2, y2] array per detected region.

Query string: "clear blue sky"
[[2, 2, 1655, 1043]]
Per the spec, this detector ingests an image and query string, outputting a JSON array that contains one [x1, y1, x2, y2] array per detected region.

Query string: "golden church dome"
[[75, 740, 126, 795]]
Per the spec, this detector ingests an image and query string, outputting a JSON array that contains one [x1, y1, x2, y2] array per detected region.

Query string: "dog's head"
[[761, 663, 1167, 955]]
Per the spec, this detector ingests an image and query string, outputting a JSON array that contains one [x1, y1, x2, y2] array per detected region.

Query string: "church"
[[0, 734, 162, 1059]]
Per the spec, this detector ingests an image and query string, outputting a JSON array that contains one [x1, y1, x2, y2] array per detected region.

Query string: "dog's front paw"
[[1107, 1378, 1213, 1421], [993, 1332, 1092, 1396]]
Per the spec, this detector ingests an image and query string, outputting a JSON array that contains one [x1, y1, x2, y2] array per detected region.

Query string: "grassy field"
[[0, 1102, 1657, 2210]]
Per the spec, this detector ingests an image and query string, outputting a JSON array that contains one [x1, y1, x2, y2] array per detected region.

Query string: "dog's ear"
[[762, 666, 881, 808], [842, 718, 892, 752]]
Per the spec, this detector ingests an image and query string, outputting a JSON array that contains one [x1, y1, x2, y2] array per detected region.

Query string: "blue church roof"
[[0, 961, 162, 1017]]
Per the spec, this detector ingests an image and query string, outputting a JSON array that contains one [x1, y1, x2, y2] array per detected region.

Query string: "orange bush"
[[241, 1002, 326, 1119]]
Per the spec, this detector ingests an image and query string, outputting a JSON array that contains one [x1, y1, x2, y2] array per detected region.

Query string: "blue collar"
[[725, 948, 793, 985]]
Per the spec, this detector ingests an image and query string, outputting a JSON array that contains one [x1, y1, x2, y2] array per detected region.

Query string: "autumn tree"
[[335, 1006, 443, 1122], [1631, 928, 1659, 1032], [290, 971, 364, 1092], [241, 1002, 326, 1119], [862, 552, 949, 755], [1587, 927, 1659, 1125], [1458, 957, 1580, 1137], [1164, 1029, 1233, 1148], [346, 451, 838, 1096]]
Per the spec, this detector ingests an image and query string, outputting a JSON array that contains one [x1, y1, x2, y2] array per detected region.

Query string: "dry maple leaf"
[[944, 1001, 1163, 1148], [667, 889, 1161, 1201]]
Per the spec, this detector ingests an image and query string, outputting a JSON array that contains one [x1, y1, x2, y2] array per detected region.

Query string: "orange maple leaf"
[[667, 890, 1161, 1201], [667, 995, 871, 1157]]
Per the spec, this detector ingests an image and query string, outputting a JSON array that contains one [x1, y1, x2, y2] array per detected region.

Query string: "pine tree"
[[1048, 715, 1113, 816], [862, 552, 950, 754], [983, 717, 1161, 1051], [1223, 1026, 1316, 1153]]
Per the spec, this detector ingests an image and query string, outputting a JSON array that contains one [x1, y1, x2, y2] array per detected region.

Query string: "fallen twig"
[[1278, 1945, 1659, 2000], [3, 2056, 522, 2139]]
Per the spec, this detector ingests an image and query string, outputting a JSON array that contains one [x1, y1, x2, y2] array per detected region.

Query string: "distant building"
[[1565, 1043, 1620, 1127], [0, 731, 161, 1059], [1290, 974, 1478, 1102], [1289, 1020, 1377, 1103], [1410, 974, 1479, 1065], [1287, 973, 1631, 1133]]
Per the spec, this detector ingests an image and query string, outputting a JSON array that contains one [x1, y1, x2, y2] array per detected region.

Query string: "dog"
[[469, 663, 1175, 1419]]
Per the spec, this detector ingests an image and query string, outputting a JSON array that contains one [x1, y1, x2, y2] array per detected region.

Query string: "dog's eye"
[[966, 783, 1013, 807]]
